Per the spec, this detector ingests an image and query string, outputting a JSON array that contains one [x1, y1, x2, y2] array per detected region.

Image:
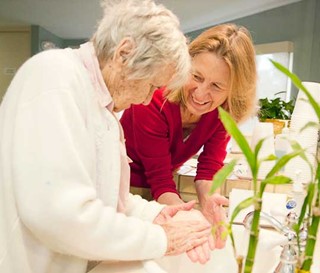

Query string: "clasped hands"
[[154, 194, 228, 264]]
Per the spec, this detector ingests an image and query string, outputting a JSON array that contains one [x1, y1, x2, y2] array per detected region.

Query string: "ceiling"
[[0, 0, 301, 39]]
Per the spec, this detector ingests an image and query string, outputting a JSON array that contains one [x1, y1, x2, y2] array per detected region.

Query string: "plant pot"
[[261, 118, 290, 135]]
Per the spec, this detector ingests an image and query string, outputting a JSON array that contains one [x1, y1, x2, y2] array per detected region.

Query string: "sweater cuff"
[[153, 188, 181, 201], [150, 223, 168, 258], [144, 200, 166, 222]]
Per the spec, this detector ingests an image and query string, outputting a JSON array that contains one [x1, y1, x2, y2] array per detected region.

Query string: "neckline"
[[179, 106, 202, 144]]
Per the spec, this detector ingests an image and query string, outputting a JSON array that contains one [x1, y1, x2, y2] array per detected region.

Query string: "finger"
[[212, 195, 229, 206], [180, 229, 211, 249], [202, 240, 211, 260], [186, 248, 199, 263], [208, 234, 215, 250], [194, 243, 210, 264], [211, 207, 227, 225], [214, 226, 227, 249], [176, 200, 196, 211], [187, 236, 209, 250], [185, 223, 212, 238], [215, 207, 227, 222], [180, 220, 211, 231], [167, 201, 196, 217], [215, 238, 226, 249]]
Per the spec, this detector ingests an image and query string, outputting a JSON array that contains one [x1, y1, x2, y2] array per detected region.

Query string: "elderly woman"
[[121, 23, 257, 263], [0, 1, 212, 273]]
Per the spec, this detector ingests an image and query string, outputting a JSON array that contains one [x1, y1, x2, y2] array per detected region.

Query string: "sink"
[[156, 225, 284, 273], [89, 225, 320, 273], [156, 225, 320, 273]]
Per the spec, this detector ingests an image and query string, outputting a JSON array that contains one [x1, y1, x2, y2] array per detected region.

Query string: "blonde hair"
[[166, 23, 257, 123], [92, 0, 191, 90]]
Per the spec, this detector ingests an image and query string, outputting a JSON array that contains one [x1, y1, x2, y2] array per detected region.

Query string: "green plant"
[[210, 107, 303, 273], [272, 60, 320, 273], [258, 96, 295, 121], [209, 60, 319, 273]]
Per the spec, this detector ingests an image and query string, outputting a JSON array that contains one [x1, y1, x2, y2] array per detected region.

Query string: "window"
[[234, 42, 294, 137], [255, 41, 294, 101]]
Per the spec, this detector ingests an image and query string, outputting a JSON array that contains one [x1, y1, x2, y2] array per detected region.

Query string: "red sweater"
[[120, 88, 230, 200]]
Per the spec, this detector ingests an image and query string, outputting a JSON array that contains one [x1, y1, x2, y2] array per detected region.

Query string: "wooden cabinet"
[[0, 27, 31, 100]]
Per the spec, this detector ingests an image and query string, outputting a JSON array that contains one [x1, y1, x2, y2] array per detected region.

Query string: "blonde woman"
[[121, 23, 257, 263], [0, 1, 213, 273]]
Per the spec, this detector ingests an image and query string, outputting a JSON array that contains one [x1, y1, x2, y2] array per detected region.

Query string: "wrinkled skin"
[[153, 201, 212, 256]]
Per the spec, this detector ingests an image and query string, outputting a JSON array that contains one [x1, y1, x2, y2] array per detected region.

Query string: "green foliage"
[[258, 97, 295, 120], [210, 60, 319, 272], [271, 60, 320, 271], [210, 159, 237, 194], [229, 197, 253, 224], [271, 60, 320, 121], [215, 107, 300, 273]]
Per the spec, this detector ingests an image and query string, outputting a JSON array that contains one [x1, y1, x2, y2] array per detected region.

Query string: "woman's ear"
[[113, 37, 135, 65]]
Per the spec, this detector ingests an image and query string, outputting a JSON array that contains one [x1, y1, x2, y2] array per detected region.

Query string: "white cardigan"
[[0, 47, 166, 273]]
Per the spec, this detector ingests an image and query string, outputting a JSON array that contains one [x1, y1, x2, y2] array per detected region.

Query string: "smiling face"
[[182, 52, 230, 117]]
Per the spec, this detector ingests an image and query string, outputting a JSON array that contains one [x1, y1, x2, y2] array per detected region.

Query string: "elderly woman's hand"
[[153, 200, 196, 224], [154, 202, 212, 257], [173, 209, 214, 264]]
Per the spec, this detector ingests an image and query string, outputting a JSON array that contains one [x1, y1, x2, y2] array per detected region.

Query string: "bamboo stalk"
[[300, 165, 320, 271], [243, 198, 262, 273], [236, 255, 244, 273], [301, 208, 319, 270]]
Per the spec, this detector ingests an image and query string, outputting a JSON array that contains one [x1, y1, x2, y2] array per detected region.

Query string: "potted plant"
[[272, 61, 319, 273], [258, 95, 295, 134], [210, 107, 302, 273], [210, 61, 319, 273]]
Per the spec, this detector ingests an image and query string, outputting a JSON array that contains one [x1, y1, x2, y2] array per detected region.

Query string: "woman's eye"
[[211, 83, 221, 90], [192, 74, 202, 81]]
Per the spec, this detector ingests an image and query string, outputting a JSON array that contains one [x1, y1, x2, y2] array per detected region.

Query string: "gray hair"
[[92, 0, 190, 89]]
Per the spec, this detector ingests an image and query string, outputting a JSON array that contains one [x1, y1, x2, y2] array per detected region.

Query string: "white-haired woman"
[[0, 1, 212, 273]]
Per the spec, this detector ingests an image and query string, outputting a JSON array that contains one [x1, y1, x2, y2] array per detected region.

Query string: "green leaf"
[[288, 140, 314, 177], [266, 149, 304, 177], [218, 108, 255, 169], [271, 60, 320, 121], [262, 175, 292, 185], [258, 96, 294, 120], [259, 154, 277, 162], [253, 138, 264, 160], [299, 121, 320, 133], [260, 175, 291, 193], [229, 197, 254, 224], [209, 159, 237, 195], [271, 58, 320, 272], [289, 140, 310, 163], [317, 164, 320, 191], [297, 183, 314, 229]]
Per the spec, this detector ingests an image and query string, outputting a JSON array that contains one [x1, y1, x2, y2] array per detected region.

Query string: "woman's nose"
[[194, 82, 209, 97]]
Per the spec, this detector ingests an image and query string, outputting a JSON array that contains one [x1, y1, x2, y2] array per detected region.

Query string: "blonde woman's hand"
[[201, 193, 229, 249]]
